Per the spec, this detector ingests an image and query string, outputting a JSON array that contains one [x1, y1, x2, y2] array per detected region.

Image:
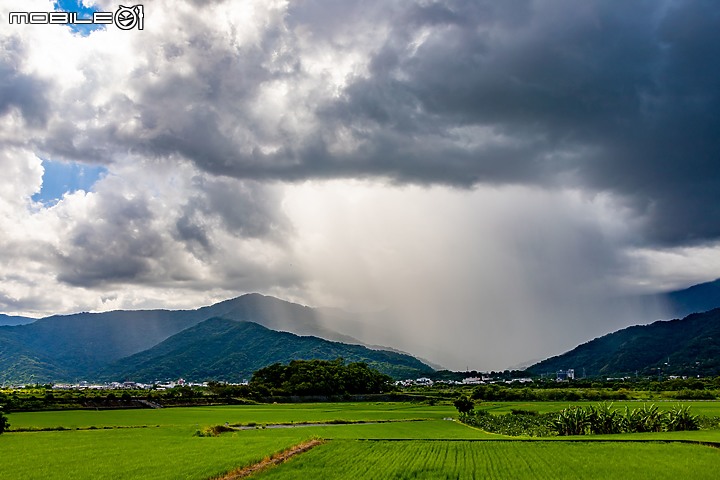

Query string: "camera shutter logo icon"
[[114, 5, 144, 30]]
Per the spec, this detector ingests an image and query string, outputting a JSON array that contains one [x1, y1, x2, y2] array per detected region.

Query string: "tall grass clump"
[[588, 402, 623, 434], [551, 403, 698, 436], [550, 406, 591, 436], [665, 404, 700, 431], [194, 424, 235, 437]]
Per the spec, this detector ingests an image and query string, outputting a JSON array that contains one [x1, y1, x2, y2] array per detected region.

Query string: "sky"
[[1, 0, 719, 370]]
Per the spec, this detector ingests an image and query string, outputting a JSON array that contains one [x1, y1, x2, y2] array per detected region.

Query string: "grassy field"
[[7, 402, 456, 430], [0, 426, 312, 480], [9, 400, 719, 430], [254, 440, 720, 480], [2, 401, 719, 479], [250, 419, 501, 440]]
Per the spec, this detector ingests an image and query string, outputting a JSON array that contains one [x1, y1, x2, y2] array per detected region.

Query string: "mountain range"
[[0, 314, 35, 326], [4, 276, 720, 383], [528, 307, 720, 378], [0, 294, 432, 384], [523, 277, 720, 377]]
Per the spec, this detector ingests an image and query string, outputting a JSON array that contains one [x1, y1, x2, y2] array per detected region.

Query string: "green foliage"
[[464, 410, 556, 437], [588, 402, 623, 434], [551, 406, 592, 436], [462, 402, 702, 437], [0, 411, 9, 433], [671, 389, 717, 400], [665, 404, 699, 431], [249, 359, 394, 396], [696, 415, 720, 430], [453, 396, 475, 415], [550, 403, 698, 436], [510, 409, 538, 416], [194, 424, 235, 437], [622, 404, 663, 433], [471, 384, 631, 402]]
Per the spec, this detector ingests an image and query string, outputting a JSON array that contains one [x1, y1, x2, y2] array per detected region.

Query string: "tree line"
[[248, 358, 394, 396], [0, 359, 395, 414]]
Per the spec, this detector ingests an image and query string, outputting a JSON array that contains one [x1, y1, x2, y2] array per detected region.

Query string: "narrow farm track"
[[212, 439, 325, 479]]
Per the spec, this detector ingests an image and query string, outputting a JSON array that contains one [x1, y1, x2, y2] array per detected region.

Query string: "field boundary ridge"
[[212, 439, 325, 479]]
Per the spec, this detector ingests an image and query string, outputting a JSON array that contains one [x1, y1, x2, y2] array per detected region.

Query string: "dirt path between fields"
[[213, 439, 325, 479]]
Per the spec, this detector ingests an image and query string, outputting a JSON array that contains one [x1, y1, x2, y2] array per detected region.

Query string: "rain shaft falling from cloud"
[[284, 181, 669, 370]]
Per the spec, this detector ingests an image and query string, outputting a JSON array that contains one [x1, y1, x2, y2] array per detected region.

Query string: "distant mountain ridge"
[[525, 277, 720, 378], [527, 308, 720, 377], [0, 294, 433, 383], [664, 278, 720, 318], [0, 314, 35, 326]]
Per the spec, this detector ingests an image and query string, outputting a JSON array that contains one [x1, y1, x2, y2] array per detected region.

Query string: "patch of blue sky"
[[53, 0, 105, 36], [32, 159, 108, 205]]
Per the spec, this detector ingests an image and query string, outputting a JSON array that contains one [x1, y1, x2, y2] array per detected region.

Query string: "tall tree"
[[0, 411, 9, 434], [453, 396, 475, 416]]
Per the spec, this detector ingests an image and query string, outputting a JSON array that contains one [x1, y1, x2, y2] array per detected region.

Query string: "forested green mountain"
[[0, 295, 430, 383], [0, 305, 213, 382], [101, 318, 431, 382], [528, 308, 720, 377]]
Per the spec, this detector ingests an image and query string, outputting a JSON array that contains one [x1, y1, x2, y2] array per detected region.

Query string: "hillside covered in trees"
[[528, 308, 720, 377]]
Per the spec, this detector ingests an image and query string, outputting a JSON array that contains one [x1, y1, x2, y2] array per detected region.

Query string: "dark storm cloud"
[[26, 0, 720, 247], [0, 37, 49, 127], [200, 180, 290, 239], [315, 4, 655, 179], [174, 177, 291, 253], [314, 0, 720, 246], [55, 193, 166, 287], [175, 211, 212, 254]]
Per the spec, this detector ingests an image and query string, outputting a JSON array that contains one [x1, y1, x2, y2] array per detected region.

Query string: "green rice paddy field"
[[2, 402, 719, 479], [255, 440, 720, 480]]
